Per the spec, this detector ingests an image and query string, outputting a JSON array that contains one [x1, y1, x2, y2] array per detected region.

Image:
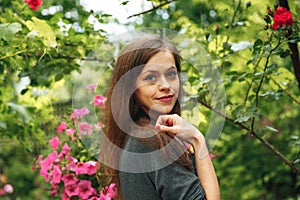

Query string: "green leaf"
[[8, 102, 33, 123], [260, 91, 274, 97], [101, 14, 113, 17], [253, 39, 263, 50], [20, 88, 29, 95], [265, 126, 278, 132], [8, 22, 22, 33], [234, 115, 252, 123], [25, 17, 57, 48], [293, 159, 300, 164], [54, 73, 64, 82], [222, 61, 232, 68], [288, 36, 300, 43], [0, 22, 22, 42], [0, 121, 7, 129], [290, 135, 299, 140], [120, 1, 129, 5]]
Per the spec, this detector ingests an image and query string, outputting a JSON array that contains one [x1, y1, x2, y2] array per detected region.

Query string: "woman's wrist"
[[191, 131, 209, 159], [191, 129, 204, 146]]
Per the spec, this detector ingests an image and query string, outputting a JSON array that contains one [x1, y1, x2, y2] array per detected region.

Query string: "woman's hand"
[[155, 114, 205, 149], [156, 114, 220, 200]]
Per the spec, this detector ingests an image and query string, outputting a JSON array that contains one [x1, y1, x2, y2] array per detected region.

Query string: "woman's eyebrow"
[[141, 65, 177, 75]]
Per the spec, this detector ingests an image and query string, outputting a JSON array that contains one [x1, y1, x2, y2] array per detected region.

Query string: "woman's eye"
[[167, 71, 177, 78], [144, 75, 156, 81]]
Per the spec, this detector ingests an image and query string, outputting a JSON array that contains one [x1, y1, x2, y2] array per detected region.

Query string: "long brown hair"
[[97, 36, 192, 199]]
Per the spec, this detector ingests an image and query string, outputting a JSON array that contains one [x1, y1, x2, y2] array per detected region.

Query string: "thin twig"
[[0, 49, 32, 60], [250, 36, 282, 133], [127, 0, 176, 19], [243, 55, 263, 106], [270, 77, 300, 104], [221, 0, 242, 58]]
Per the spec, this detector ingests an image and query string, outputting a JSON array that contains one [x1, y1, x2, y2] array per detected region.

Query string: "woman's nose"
[[158, 76, 171, 91]]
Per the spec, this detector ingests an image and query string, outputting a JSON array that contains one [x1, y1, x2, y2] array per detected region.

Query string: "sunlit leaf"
[[265, 126, 278, 132], [8, 102, 33, 123], [0, 22, 22, 42], [0, 121, 7, 129], [25, 17, 57, 48]]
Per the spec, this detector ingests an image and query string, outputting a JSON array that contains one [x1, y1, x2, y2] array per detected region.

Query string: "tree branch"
[[127, 0, 176, 19], [200, 100, 300, 175]]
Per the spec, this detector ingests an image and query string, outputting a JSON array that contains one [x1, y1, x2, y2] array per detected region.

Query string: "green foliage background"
[[0, 0, 299, 199]]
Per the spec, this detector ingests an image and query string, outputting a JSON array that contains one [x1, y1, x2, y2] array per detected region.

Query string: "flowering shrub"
[[33, 86, 116, 200]]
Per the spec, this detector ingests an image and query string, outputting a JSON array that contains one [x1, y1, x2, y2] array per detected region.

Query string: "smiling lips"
[[156, 95, 174, 103]]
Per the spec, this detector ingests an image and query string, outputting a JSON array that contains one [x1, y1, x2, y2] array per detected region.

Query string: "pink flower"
[[39, 151, 58, 182], [3, 184, 13, 194], [57, 122, 67, 133], [66, 157, 77, 170], [86, 84, 97, 92], [65, 128, 76, 140], [70, 107, 90, 119], [51, 165, 62, 184], [59, 143, 71, 159], [86, 161, 97, 175], [74, 162, 88, 175], [66, 128, 75, 135], [100, 183, 117, 200], [77, 180, 96, 200], [94, 95, 107, 108], [0, 189, 5, 196], [64, 184, 79, 198], [72, 161, 96, 175], [49, 136, 61, 150], [62, 189, 71, 200], [61, 174, 78, 186], [79, 122, 93, 135], [90, 197, 100, 200], [39, 169, 50, 182], [24, 0, 42, 11], [50, 184, 58, 196]]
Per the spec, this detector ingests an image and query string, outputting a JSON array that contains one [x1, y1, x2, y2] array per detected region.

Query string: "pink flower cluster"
[[34, 135, 116, 200], [34, 95, 116, 200]]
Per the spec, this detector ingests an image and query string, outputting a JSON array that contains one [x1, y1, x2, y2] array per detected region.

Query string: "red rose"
[[271, 6, 294, 30], [24, 0, 43, 11]]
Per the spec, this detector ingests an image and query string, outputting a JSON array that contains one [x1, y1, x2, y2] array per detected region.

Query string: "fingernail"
[[155, 125, 160, 130]]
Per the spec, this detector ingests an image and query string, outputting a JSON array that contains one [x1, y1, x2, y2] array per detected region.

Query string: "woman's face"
[[135, 50, 180, 118]]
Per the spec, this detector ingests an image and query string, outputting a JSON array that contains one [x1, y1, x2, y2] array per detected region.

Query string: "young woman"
[[97, 35, 220, 200]]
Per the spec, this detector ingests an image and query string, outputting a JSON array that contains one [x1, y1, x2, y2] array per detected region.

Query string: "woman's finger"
[[156, 124, 179, 134], [156, 114, 180, 126]]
